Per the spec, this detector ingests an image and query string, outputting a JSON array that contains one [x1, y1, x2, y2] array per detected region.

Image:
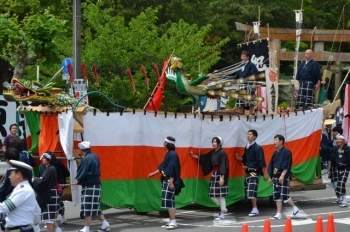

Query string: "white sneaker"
[[77, 229, 89, 232], [97, 228, 110, 232], [293, 206, 299, 216], [166, 223, 177, 230], [248, 210, 259, 217], [270, 214, 282, 220], [98, 220, 110, 231], [60, 218, 67, 224], [215, 214, 225, 220], [339, 203, 348, 208]]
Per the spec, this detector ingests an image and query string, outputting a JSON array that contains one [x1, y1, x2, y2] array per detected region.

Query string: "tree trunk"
[[0, 59, 13, 95], [13, 61, 26, 79]]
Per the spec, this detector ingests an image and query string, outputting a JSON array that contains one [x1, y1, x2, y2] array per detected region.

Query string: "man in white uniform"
[[0, 160, 41, 232]]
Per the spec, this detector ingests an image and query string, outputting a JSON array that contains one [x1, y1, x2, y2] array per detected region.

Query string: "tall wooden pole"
[[73, 0, 81, 80]]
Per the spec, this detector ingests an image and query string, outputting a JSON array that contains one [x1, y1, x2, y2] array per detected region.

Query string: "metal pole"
[[73, 0, 81, 80]]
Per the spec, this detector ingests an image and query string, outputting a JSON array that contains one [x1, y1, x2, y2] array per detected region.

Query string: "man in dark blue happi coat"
[[235, 129, 269, 217], [148, 136, 184, 230], [296, 49, 321, 109], [233, 50, 259, 115], [75, 141, 110, 232], [333, 135, 350, 207], [268, 135, 299, 220]]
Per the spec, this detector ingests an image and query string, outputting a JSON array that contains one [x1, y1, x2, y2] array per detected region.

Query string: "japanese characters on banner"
[[240, 39, 278, 113], [0, 95, 26, 141], [241, 39, 269, 72], [69, 79, 88, 105]]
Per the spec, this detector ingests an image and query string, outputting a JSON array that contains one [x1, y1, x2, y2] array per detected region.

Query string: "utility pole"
[[73, 0, 81, 80]]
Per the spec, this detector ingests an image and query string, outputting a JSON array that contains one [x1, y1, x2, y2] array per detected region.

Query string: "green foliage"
[[278, 101, 290, 110], [80, 3, 229, 110], [225, 98, 236, 109], [0, 10, 67, 77]]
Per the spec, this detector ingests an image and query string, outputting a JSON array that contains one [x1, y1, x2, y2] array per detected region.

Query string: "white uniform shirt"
[[246, 141, 256, 149], [0, 180, 41, 227]]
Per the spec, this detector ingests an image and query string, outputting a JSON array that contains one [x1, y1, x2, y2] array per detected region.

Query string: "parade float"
[[1, 7, 350, 214], [0, 54, 337, 213]]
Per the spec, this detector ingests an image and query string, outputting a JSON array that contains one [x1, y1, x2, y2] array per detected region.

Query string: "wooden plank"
[[290, 183, 326, 191], [280, 51, 350, 62], [61, 184, 72, 201], [235, 22, 350, 42], [73, 113, 84, 127], [290, 178, 326, 191], [323, 99, 340, 122], [17, 106, 87, 114], [73, 124, 84, 133]]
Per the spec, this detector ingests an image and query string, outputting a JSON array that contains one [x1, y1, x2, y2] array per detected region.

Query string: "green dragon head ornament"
[[3, 77, 97, 110], [3, 77, 62, 104]]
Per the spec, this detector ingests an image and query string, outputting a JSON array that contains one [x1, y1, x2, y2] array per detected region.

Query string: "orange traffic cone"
[[241, 223, 249, 232], [315, 216, 323, 232], [326, 214, 335, 232], [263, 218, 271, 232], [284, 217, 292, 232]]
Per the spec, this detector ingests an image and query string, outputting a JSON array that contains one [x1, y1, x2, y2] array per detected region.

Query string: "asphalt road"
[[39, 181, 350, 232]]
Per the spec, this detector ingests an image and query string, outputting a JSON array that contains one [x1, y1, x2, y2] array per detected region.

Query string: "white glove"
[[33, 224, 41, 232]]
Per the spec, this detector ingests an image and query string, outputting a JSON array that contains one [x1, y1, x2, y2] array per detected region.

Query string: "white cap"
[[9, 160, 33, 171], [78, 141, 91, 149]]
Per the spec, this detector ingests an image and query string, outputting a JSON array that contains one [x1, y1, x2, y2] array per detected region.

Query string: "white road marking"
[[162, 199, 350, 228], [307, 209, 350, 217], [295, 195, 350, 202], [175, 210, 196, 215], [335, 217, 350, 225]]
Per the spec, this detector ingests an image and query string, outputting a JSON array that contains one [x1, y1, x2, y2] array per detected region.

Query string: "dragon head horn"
[[170, 56, 183, 69], [171, 56, 181, 63]]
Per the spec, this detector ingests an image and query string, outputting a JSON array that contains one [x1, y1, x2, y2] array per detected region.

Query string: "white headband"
[[41, 153, 52, 160], [336, 135, 346, 140], [216, 136, 223, 146], [165, 138, 175, 144]]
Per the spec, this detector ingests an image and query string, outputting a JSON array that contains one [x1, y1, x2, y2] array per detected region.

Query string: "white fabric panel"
[[84, 112, 193, 147], [283, 108, 323, 142], [192, 116, 241, 148], [202, 98, 218, 112], [252, 109, 322, 145], [58, 111, 81, 205], [240, 115, 286, 145], [83, 108, 323, 148]]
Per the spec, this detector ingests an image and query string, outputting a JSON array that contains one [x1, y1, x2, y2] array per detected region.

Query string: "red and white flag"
[[146, 56, 171, 111]]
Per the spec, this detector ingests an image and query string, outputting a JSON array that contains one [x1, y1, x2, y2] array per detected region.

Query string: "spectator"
[[2, 124, 18, 152], [33, 152, 62, 232], [0, 148, 20, 202], [39, 157, 70, 224]]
